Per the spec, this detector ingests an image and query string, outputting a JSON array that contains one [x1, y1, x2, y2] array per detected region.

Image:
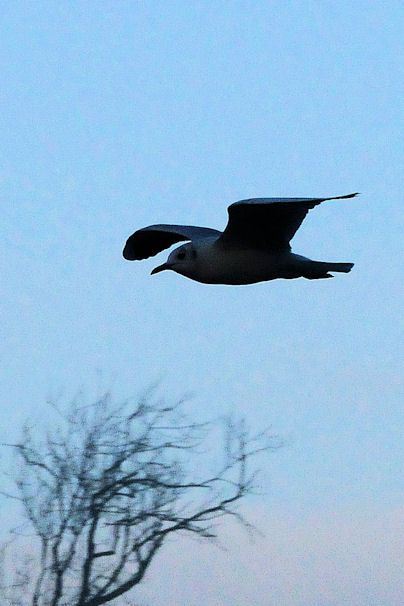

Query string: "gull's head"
[[151, 243, 197, 277]]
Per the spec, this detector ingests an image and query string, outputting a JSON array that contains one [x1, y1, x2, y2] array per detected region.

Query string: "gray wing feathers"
[[229, 193, 358, 208], [221, 193, 358, 250], [123, 224, 221, 260]]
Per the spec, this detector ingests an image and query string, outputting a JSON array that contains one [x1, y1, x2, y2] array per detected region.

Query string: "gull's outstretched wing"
[[219, 193, 358, 251], [123, 224, 221, 260]]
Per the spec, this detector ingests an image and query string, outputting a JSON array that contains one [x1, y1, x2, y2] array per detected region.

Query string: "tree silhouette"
[[1, 391, 275, 605]]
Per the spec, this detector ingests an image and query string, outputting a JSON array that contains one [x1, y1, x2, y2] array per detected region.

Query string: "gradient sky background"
[[1, 2, 403, 604]]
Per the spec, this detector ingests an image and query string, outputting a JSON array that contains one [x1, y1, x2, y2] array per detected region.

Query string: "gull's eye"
[[177, 251, 186, 260]]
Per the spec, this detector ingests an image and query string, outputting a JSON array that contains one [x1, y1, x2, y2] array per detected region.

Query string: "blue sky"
[[1, 2, 403, 604]]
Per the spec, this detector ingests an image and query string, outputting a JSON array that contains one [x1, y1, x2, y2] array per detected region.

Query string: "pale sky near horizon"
[[1, 2, 403, 604]]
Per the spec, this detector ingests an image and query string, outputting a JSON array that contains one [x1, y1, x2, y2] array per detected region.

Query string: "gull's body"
[[175, 239, 334, 285], [123, 193, 357, 286]]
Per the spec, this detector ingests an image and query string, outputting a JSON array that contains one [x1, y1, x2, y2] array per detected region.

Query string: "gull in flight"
[[123, 193, 358, 285]]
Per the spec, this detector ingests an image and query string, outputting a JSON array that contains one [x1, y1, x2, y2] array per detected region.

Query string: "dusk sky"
[[1, 2, 403, 604]]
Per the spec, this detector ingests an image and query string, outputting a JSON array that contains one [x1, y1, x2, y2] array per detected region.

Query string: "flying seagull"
[[123, 193, 358, 285]]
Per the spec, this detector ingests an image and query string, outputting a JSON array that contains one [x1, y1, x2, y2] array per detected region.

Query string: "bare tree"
[[1, 391, 275, 606]]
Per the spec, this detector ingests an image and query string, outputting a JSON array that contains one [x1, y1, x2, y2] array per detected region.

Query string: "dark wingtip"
[[122, 242, 135, 260], [122, 235, 146, 261], [335, 192, 360, 200]]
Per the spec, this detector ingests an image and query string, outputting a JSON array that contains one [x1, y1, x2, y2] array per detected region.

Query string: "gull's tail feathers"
[[303, 262, 354, 280], [325, 262, 354, 273]]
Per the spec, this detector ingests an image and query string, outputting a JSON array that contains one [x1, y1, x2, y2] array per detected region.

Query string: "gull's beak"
[[151, 263, 171, 275]]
